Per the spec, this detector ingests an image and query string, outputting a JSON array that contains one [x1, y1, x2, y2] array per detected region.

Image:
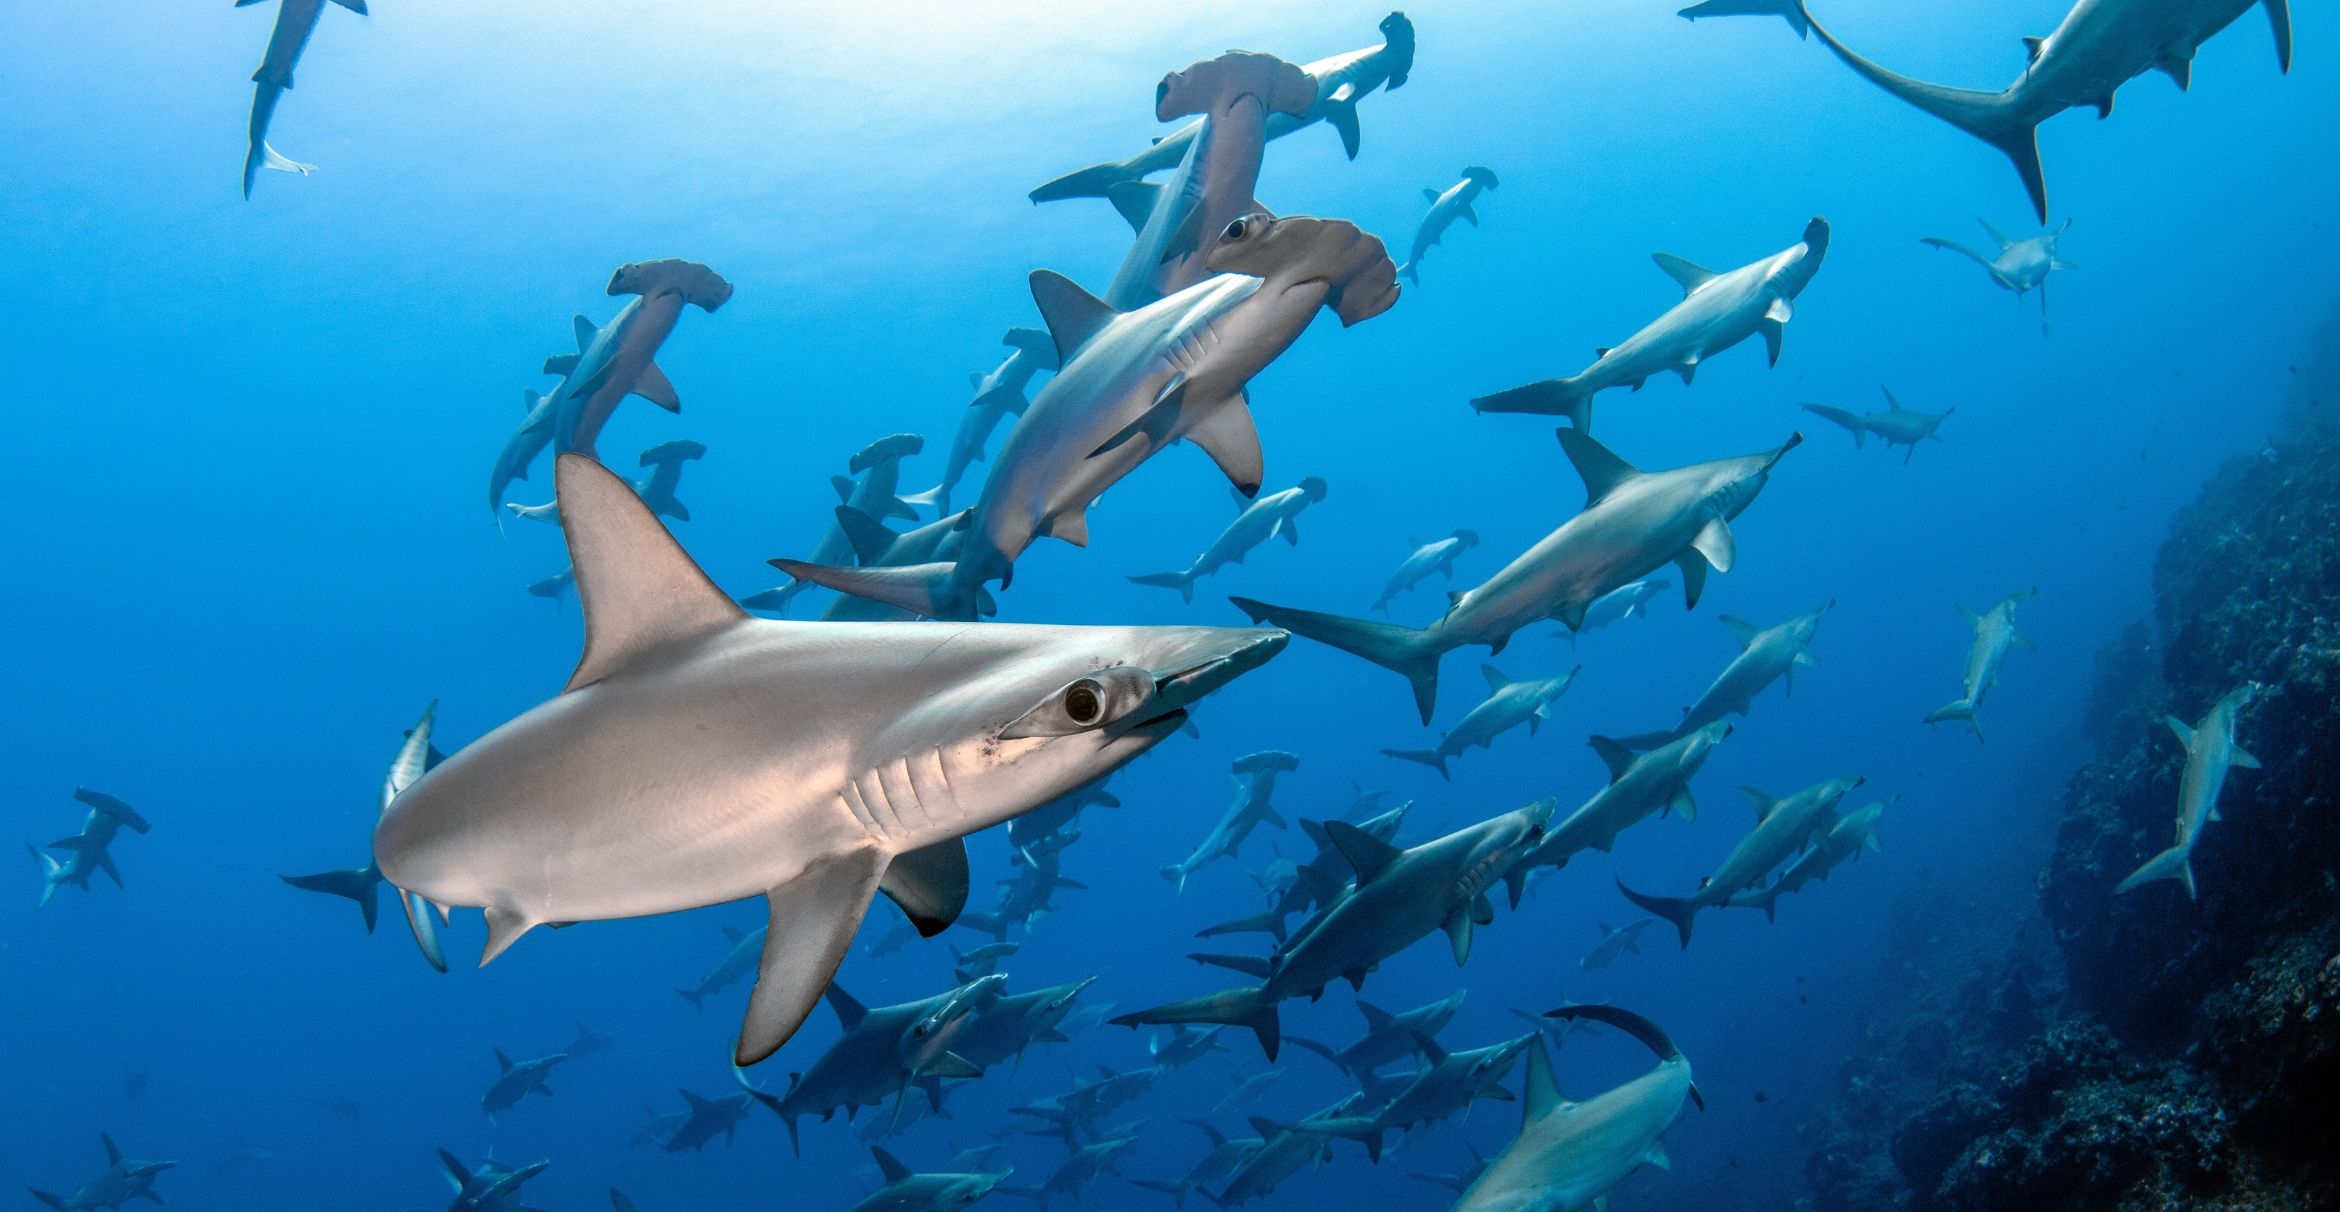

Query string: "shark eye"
[[1222, 217, 1251, 241], [1001, 668, 1154, 740]]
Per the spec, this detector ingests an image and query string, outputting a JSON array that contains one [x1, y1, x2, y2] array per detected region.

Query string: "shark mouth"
[[1112, 631, 1288, 736]]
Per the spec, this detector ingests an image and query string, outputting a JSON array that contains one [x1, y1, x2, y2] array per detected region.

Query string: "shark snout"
[[1145, 629, 1289, 719]]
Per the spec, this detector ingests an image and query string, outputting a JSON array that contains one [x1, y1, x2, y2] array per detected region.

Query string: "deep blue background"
[[3, 1, 2330, 1208]]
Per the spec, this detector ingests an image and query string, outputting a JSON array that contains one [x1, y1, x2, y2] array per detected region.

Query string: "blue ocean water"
[[4, 1, 2333, 1209]]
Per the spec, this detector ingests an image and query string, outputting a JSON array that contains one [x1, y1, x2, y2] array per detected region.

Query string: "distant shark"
[[1730, 795, 1896, 917], [1803, 389, 1953, 461], [26, 1134, 174, 1212], [1235, 427, 1800, 722], [28, 788, 151, 907], [1621, 774, 1865, 946], [1614, 604, 1830, 751], [1925, 589, 2037, 738], [1679, 0, 2291, 220], [1471, 218, 1828, 431], [1399, 166, 1500, 285], [849, 1147, 1012, 1212], [743, 433, 924, 616], [1383, 664, 1578, 779], [1371, 529, 1480, 613], [1029, 12, 1417, 202], [2117, 683, 2261, 899], [904, 328, 1059, 517], [374, 453, 1284, 1065], [1922, 219, 2078, 333], [1162, 751, 1302, 891], [236, 0, 366, 198], [507, 439, 706, 527], [1132, 478, 1328, 604], [279, 702, 445, 941], [480, 1048, 566, 1120]]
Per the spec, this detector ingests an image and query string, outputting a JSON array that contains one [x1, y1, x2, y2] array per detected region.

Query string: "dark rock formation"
[[1804, 310, 2340, 1210]]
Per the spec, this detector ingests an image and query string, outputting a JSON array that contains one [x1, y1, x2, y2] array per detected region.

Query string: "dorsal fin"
[[1586, 735, 1637, 781], [1651, 253, 1717, 294], [1720, 616, 1760, 648], [677, 1089, 711, 1110], [2022, 34, 2045, 62], [1521, 1036, 1562, 1121], [556, 454, 744, 693], [1410, 1030, 1449, 1066], [571, 315, 597, 351], [1029, 270, 1117, 365], [436, 1149, 473, 1191], [870, 1146, 910, 1184], [494, 1047, 514, 1072], [1481, 664, 1512, 692], [1740, 786, 1778, 822], [1356, 999, 1393, 1031], [834, 505, 897, 566], [1324, 821, 1403, 884], [1106, 180, 1165, 234], [1555, 428, 1641, 509], [825, 983, 869, 1031]]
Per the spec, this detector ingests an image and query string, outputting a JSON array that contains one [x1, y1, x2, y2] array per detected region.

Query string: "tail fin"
[[26, 1189, 66, 1212], [1229, 597, 1443, 723], [1469, 377, 1593, 430], [1195, 908, 1288, 941], [2114, 844, 2197, 900], [900, 483, 948, 515], [1029, 157, 1139, 204], [1397, 262, 1418, 286], [279, 866, 385, 933], [1379, 747, 1451, 780], [1924, 699, 1982, 739], [27, 845, 62, 907], [1677, 0, 1810, 36], [1111, 988, 1281, 1060], [767, 559, 974, 621], [675, 988, 707, 1013], [1130, 570, 1198, 606], [1617, 877, 1699, 948], [1799, 404, 1867, 448], [1796, 4, 2047, 219], [1190, 953, 1273, 980], [1159, 864, 1189, 893]]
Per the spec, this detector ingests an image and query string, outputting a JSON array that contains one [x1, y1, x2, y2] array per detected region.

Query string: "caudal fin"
[[279, 866, 385, 934], [1130, 570, 1198, 605], [900, 483, 949, 515], [1677, 0, 1810, 36], [1924, 699, 1983, 740], [26, 1188, 66, 1211], [1196, 908, 1288, 942], [1799, 404, 1867, 448], [2114, 844, 2197, 900], [1380, 748, 1451, 780], [1230, 597, 1443, 723], [1617, 877, 1699, 948], [1469, 376, 1593, 430], [675, 988, 707, 1013], [1111, 988, 1281, 1060]]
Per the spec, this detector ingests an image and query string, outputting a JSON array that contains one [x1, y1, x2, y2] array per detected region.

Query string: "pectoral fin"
[[1184, 395, 1264, 496], [632, 362, 681, 412], [1443, 904, 1475, 964], [880, 840, 970, 936], [738, 847, 888, 1066], [1689, 516, 1736, 573]]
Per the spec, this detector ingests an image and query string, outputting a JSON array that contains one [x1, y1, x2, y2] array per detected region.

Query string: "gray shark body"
[[1028, 12, 1418, 203], [774, 216, 1399, 622], [741, 979, 993, 1154], [1132, 478, 1328, 604], [1409, 1143, 1491, 1194], [1399, 166, 1500, 285], [1922, 219, 2078, 331], [745, 434, 926, 616], [1288, 990, 1466, 1082], [904, 329, 1059, 517], [661, 1087, 756, 1153], [434, 1150, 548, 1212], [675, 923, 767, 1012], [1006, 1126, 1142, 1210], [29, 789, 151, 907], [2117, 684, 2261, 899], [1212, 1097, 1369, 1206], [850, 1148, 1011, 1212], [1151, 1025, 1231, 1068], [1304, 1033, 1534, 1161], [1162, 751, 1301, 890], [1236, 427, 1800, 722], [1372, 529, 1480, 613], [237, 0, 365, 197], [1455, 1007, 1697, 1212], [279, 705, 445, 938], [1131, 1120, 1258, 1206], [1205, 801, 1412, 941], [1616, 604, 1830, 751], [549, 261, 732, 458], [1622, 774, 1865, 945], [1572, 577, 1670, 637], [1803, 388, 1954, 460], [481, 1049, 565, 1119], [1212, 1069, 1284, 1117], [1581, 917, 1658, 970], [1006, 779, 1118, 862], [1682, 0, 2291, 220], [953, 976, 1097, 1071], [1473, 219, 1829, 431], [1517, 723, 1732, 874], [1730, 796, 1895, 916], [26, 1135, 175, 1212], [1010, 1067, 1163, 1149], [374, 454, 1283, 1066], [1384, 663, 1578, 779], [1925, 589, 2037, 737], [1118, 801, 1551, 1058]]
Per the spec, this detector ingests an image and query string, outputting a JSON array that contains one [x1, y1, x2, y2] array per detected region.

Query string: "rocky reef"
[[1804, 309, 2340, 1211]]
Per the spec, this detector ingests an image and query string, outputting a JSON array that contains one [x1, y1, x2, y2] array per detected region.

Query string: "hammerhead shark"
[[1132, 478, 1329, 604], [1234, 427, 1801, 722], [1162, 751, 1302, 891], [1621, 774, 1866, 945], [1615, 603, 1831, 750], [1922, 219, 2078, 333], [433, 1150, 548, 1212], [737, 977, 1002, 1153], [480, 1048, 566, 1120], [1680, 0, 2292, 220], [28, 788, 151, 907], [1803, 389, 1954, 461], [849, 1147, 1012, 1212], [279, 702, 446, 939], [1453, 1006, 1701, 1212], [1400, 166, 1501, 285], [1372, 529, 1480, 613], [773, 214, 1398, 621], [1301, 1032, 1536, 1161], [1514, 723, 1734, 876], [1103, 52, 1318, 310], [2117, 683, 2261, 899], [904, 328, 1059, 516], [1286, 990, 1468, 1083], [1730, 795, 1896, 917], [1116, 799, 1552, 1058], [236, 0, 366, 197], [26, 1134, 175, 1212], [1472, 219, 1828, 431], [743, 433, 925, 616], [1029, 12, 1418, 203], [1383, 664, 1579, 779], [951, 976, 1098, 1072], [1925, 589, 2037, 738], [507, 439, 706, 526], [373, 453, 1285, 1065]]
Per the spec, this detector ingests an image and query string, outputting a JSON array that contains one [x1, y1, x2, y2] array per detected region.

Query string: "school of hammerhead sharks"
[[25, 0, 2294, 1209]]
